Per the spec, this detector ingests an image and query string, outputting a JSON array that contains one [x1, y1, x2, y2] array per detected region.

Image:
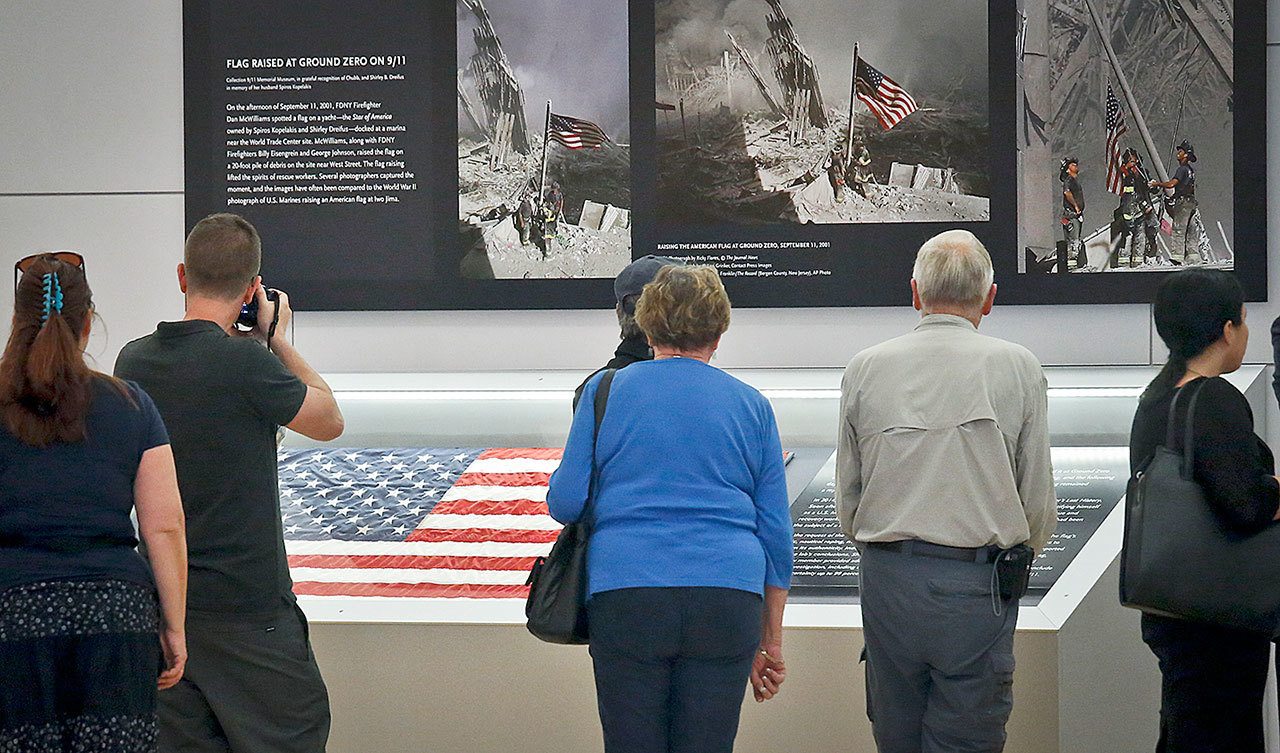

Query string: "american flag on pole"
[[280, 447, 562, 599], [548, 112, 609, 149], [1105, 85, 1129, 195], [854, 56, 919, 130]]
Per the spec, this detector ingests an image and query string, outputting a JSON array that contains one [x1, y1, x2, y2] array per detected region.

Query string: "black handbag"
[[1120, 380, 1280, 637], [525, 369, 616, 644]]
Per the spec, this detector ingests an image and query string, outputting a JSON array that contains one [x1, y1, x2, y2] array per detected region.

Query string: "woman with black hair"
[[1129, 269, 1280, 752]]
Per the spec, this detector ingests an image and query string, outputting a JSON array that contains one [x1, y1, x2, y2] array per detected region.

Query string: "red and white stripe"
[[858, 85, 916, 130], [855, 65, 918, 130], [548, 113, 608, 149], [288, 448, 563, 600], [1104, 85, 1129, 195]]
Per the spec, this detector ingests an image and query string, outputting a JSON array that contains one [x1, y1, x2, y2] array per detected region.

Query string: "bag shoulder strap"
[[582, 369, 617, 526], [593, 369, 616, 438], [1165, 378, 1208, 479]]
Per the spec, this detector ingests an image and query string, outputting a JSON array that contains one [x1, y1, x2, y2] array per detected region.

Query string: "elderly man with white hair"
[[836, 229, 1057, 753]]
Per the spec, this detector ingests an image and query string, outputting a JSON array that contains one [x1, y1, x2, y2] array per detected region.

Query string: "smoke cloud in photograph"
[[457, 0, 630, 142], [656, 0, 988, 107]]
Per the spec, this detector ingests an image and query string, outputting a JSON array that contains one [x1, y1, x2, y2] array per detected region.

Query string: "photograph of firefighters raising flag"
[[1019, 0, 1233, 274], [457, 0, 631, 281], [656, 0, 989, 226]]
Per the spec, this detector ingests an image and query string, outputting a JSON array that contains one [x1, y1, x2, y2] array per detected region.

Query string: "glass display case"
[[282, 365, 1268, 628], [290, 365, 1270, 753]]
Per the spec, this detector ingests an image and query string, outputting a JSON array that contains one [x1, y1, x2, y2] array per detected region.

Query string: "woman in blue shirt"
[[547, 265, 792, 753], [0, 254, 187, 752]]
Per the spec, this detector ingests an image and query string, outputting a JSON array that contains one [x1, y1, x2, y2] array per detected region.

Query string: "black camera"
[[235, 288, 280, 333]]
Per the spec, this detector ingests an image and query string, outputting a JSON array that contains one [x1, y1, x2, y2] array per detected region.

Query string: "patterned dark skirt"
[[0, 580, 159, 753]]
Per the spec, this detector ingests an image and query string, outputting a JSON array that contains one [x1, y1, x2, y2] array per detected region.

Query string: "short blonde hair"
[[911, 229, 994, 310], [634, 265, 731, 351]]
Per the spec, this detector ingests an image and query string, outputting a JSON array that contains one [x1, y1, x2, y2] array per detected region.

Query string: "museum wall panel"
[[0, 0, 1184, 373], [0, 0, 183, 194]]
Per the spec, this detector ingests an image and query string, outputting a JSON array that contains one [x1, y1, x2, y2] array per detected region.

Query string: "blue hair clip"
[[40, 272, 63, 324]]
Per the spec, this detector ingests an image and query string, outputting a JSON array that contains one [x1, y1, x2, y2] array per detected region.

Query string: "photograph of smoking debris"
[[457, 0, 631, 280], [655, 0, 990, 226], [1019, 0, 1234, 274]]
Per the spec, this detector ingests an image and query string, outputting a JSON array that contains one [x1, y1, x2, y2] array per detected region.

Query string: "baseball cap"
[[615, 255, 684, 312]]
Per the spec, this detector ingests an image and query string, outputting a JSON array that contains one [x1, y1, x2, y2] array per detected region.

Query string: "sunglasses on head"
[[13, 252, 86, 291]]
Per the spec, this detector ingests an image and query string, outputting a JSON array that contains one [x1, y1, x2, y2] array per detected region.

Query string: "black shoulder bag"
[[525, 369, 616, 644], [1120, 380, 1280, 637]]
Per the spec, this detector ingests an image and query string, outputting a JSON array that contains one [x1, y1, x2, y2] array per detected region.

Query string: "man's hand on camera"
[[251, 284, 273, 335], [265, 288, 293, 344]]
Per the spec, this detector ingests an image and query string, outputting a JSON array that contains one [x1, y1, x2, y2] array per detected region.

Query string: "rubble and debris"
[[657, 1, 988, 226], [578, 201, 632, 232], [460, 0, 530, 168], [1031, 0, 1234, 268], [906, 164, 959, 194], [657, 84, 989, 225], [726, 32, 785, 118], [887, 162, 916, 187], [579, 200, 607, 231], [457, 0, 632, 280], [600, 205, 631, 233], [763, 0, 828, 143], [462, 215, 631, 280]]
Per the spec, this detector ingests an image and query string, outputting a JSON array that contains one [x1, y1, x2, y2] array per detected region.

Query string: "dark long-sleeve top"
[[1130, 376, 1279, 532], [571, 334, 652, 410]]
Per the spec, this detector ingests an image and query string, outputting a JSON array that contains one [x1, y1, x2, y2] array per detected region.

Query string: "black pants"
[[1141, 613, 1270, 753], [588, 587, 762, 753], [158, 604, 330, 753]]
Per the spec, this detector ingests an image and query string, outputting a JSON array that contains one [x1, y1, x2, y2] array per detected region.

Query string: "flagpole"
[[845, 43, 858, 165], [1079, 0, 1169, 183], [539, 100, 551, 199]]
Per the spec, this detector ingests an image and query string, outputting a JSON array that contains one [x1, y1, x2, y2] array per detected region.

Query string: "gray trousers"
[[158, 604, 331, 753], [1061, 214, 1083, 269], [860, 545, 1018, 753], [1168, 198, 1202, 265]]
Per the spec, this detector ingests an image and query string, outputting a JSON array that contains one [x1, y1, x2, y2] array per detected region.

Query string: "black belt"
[[867, 540, 1004, 564]]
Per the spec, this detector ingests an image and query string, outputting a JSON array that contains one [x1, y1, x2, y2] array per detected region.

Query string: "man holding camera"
[[116, 213, 343, 753]]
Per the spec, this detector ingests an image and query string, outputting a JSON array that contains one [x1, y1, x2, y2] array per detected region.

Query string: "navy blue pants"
[[588, 587, 762, 753]]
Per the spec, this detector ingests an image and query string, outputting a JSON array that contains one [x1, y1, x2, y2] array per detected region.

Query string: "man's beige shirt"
[[836, 314, 1057, 552]]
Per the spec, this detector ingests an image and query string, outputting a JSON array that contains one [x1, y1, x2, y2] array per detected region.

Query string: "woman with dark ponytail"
[[0, 254, 187, 752], [1129, 268, 1280, 752]]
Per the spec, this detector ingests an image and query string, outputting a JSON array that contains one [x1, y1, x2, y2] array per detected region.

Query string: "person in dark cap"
[[1060, 157, 1085, 271], [1150, 139, 1201, 265], [573, 255, 684, 408]]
